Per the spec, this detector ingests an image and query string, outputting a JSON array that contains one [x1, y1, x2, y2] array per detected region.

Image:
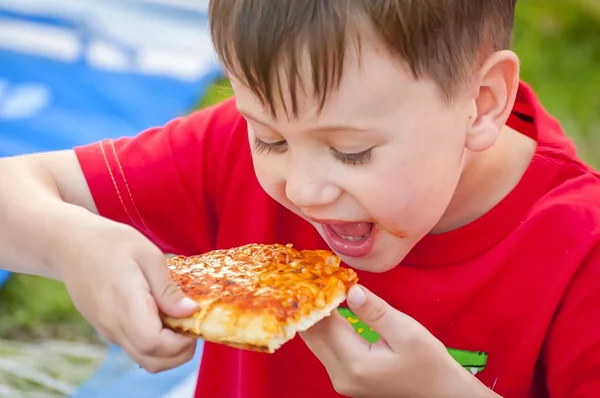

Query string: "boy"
[[1, 0, 600, 396]]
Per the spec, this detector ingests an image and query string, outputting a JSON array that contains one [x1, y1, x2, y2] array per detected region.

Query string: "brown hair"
[[209, 0, 517, 118]]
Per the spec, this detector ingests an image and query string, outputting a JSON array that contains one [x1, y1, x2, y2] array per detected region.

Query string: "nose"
[[284, 158, 342, 209]]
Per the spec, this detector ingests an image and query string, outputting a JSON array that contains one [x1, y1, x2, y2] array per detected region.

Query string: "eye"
[[251, 136, 288, 155], [331, 147, 373, 166]]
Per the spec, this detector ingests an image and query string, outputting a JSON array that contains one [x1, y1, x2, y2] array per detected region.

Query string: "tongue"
[[329, 222, 372, 238]]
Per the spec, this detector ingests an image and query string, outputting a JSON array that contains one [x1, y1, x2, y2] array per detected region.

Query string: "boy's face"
[[231, 39, 476, 272]]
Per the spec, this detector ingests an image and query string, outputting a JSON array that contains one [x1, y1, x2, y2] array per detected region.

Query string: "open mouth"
[[320, 222, 376, 258], [328, 222, 373, 241]]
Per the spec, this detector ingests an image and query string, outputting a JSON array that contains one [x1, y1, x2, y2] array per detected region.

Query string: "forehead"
[[231, 38, 442, 127]]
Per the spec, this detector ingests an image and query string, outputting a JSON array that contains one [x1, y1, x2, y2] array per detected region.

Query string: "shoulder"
[[71, 97, 251, 254], [535, 153, 600, 229], [75, 97, 246, 163], [515, 152, 600, 277], [518, 81, 600, 240], [167, 97, 246, 152], [186, 97, 244, 134], [507, 83, 600, 241]]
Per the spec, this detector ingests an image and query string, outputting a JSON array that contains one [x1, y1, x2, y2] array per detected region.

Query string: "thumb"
[[346, 285, 408, 344], [139, 250, 199, 318], [153, 276, 199, 318]]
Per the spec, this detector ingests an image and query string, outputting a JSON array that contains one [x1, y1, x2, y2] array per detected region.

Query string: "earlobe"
[[466, 50, 520, 152]]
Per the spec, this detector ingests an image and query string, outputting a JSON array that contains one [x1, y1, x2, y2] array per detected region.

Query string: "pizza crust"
[[161, 244, 358, 353], [162, 288, 348, 353]]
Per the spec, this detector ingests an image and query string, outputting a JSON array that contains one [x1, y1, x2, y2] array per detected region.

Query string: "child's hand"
[[54, 214, 199, 373], [300, 285, 500, 398]]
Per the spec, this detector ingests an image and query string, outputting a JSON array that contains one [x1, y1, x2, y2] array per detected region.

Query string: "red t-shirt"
[[75, 82, 600, 398]]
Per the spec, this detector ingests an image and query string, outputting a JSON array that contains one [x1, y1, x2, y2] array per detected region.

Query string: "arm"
[[0, 99, 239, 280], [0, 150, 99, 279], [0, 99, 241, 372], [0, 146, 205, 371]]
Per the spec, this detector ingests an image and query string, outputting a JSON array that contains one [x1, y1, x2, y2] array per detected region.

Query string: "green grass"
[[198, 78, 234, 108], [0, 276, 98, 342], [1, 1, 599, 343], [513, 0, 600, 166]]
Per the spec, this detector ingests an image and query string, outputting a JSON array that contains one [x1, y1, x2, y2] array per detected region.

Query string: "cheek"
[[350, 141, 464, 237], [252, 156, 288, 203]]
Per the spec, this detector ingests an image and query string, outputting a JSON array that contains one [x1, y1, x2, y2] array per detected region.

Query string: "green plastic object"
[[337, 307, 488, 375]]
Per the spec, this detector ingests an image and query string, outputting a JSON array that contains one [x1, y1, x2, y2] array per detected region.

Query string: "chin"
[[337, 252, 401, 273]]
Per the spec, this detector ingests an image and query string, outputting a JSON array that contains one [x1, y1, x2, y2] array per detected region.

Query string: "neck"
[[431, 125, 537, 234]]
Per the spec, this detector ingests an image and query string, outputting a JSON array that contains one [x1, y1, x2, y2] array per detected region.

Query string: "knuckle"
[[137, 337, 162, 357], [332, 378, 359, 397], [367, 298, 387, 323], [108, 224, 137, 245], [348, 360, 370, 381], [330, 363, 368, 397], [141, 362, 166, 374], [94, 314, 116, 337], [401, 320, 426, 345], [147, 245, 166, 262], [159, 279, 183, 301], [96, 325, 116, 343], [181, 345, 196, 363], [139, 350, 193, 375], [135, 241, 164, 263]]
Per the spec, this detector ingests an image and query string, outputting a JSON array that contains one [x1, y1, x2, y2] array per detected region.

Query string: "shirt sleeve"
[[73, 99, 241, 255], [542, 243, 600, 397]]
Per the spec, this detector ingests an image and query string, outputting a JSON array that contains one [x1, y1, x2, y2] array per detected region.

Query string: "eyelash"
[[251, 136, 372, 166]]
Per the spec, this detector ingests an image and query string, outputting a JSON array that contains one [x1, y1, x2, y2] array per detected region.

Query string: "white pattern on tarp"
[[0, 0, 219, 81], [0, 80, 51, 120]]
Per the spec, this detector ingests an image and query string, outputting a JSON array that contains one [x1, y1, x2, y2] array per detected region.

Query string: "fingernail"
[[178, 297, 198, 310], [347, 286, 366, 307]]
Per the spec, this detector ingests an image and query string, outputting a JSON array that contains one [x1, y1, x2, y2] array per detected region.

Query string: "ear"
[[466, 50, 520, 152]]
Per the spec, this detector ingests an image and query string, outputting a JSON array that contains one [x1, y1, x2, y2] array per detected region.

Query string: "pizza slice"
[[161, 243, 358, 353]]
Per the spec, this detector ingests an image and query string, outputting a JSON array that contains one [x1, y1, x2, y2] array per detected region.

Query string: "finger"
[[299, 313, 336, 363], [119, 327, 197, 373], [300, 309, 367, 364], [346, 285, 417, 349], [119, 275, 198, 360], [136, 246, 199, 317]]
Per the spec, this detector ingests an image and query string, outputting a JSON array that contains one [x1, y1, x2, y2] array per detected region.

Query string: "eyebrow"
[[239, 109, 370, 133]]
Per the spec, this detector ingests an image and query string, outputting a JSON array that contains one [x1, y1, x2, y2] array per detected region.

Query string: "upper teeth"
[[340, 234, 366, 241]]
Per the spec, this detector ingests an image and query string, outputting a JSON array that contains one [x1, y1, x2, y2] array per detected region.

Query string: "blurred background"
[[0, 0, 598, 397]]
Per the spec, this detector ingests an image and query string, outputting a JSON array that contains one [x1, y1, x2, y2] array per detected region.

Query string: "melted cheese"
[[166, 243, 358, 324]]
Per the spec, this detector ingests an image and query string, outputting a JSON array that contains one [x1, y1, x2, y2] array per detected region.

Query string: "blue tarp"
[[0, 0, 219, 396], [0, 0, 221, 287], [71, 342, 204, 398]]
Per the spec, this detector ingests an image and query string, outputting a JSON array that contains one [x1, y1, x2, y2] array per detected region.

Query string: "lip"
[[320, 222, 377, 258], [306, 216, 363, 225]]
